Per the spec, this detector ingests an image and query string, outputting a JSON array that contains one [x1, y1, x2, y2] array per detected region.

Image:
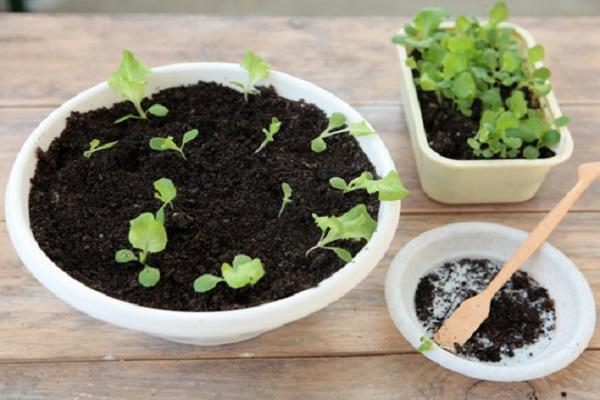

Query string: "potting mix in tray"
[[28, 50, 408, 311]]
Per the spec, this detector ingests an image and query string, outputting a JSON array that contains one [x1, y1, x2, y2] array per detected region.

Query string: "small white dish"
[[385, 222, 595, 381]]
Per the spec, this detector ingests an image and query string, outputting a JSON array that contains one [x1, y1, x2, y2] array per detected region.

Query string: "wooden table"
[[0, 14, 599, 399]]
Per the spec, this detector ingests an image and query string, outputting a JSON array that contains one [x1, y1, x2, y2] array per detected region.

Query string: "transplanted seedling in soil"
[[115, 212, 167, 288], [329, 170, 409, 201], [83, 139, 118, 158], [193, 254, 265, 293], [153, 178, 177, 224], [149, 129, 199, 159], [108, 49, 169, 124], [255, 117, 282, 153], [392, 2, 569, 159], [311, 112, 376, 153], [278, 182, 292, 217], [416, 336, 435, 352], [306, 204, 377, 262], [231, 51, 271, 102], [114, 178, 175, 288]]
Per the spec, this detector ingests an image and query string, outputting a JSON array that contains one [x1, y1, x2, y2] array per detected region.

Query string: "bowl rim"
[[6, 62, 401, 337], [385, 222, 596, 381]]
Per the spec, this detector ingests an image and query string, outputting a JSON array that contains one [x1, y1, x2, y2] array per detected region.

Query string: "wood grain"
[[1, 14, 600, 397], [1, 351, 599, 399], [1, 15, 600, 106], [0, 212, 598, 363], [1, 105, 598, 221]]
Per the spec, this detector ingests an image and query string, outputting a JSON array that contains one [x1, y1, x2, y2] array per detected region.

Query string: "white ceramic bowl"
[[6, 63, 401, 345], [385, 222, 595, 381], [395, 22, 574, 204]]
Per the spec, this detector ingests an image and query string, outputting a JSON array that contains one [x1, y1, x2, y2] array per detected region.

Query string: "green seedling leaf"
[[138, 265, 160, 288], [506, 90, 528, 118], [416, 336, 435, 352], [154, 178, 176, 205], [278, 182, 292, 218], [364, 171, 410, 201], [326, 247, 353, 262], [528, 44, 545, 64], [154, 178, 177, 224], [149, 129, 198, 159], [108, 49, 150, 119], [310, 137, 327, 153], [222, 255, 265, 289], [231, 51, 271, 101], [107, 50, 169, 124], [147, 104, 169, 117], [488, 1, 508, 28], [83, 139, 118, 158], [330, 171, 409, 201], [193, 274, 224, 293], [543, 129, 561, 147], [129, 212, 167, 254], [553, 116, 569, 127], [311, 113, 376, 153], [256, 117, 282, 153], [413, 7, 449, 37], [193, 255, 265, 293], [523, 145, 540, 159], [115, 249, 137, 263], [307, 204, 377, 261]]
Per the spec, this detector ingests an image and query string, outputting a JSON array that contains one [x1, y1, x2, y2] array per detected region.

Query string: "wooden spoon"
[[434, 162, 600, 352]]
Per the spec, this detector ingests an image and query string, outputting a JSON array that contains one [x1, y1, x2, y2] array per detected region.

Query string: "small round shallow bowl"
[[385, 222, 595, 381], [6, 63, 401, 346]]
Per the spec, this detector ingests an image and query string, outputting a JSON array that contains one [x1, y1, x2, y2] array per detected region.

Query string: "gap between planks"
[[0, 348, 598, 366]]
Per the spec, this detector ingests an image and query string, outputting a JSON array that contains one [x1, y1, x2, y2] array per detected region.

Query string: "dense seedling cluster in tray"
[[393, 2, 569, 159]]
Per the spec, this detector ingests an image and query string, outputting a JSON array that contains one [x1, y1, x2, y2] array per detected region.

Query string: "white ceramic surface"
[[6, 63, 401, 345], [395, 22, 574, 204], [385, 222, 595, 381]]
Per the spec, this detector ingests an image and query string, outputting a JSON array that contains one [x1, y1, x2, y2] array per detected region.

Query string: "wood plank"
[[0, 15, 600, 106], [0, 351, 599, 399], [0, 212, 598, 362], [1, 105, 598, 220]]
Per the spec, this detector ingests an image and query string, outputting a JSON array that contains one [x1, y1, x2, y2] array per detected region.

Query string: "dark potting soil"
[[415, 258, 556, 362], [28, 82, 380, 311]]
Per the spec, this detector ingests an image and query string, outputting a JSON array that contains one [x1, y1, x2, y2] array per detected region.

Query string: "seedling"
[[83, 139, 118, 158], [255, 117, 282, 153], [115, 212, 167, 288], [329, 170, 409, 201], [108, 49, 169, 124], [153, 178, 177, 224], [311, 112, 376, 153], [392, 2, 568, 159], [278, 182, 292, 217], [193, 254, 265, 293], [306, 204, 376, 262], [231, 51, 271, 101], [149, 129, 199, 159], [416, 336, 435, 352]]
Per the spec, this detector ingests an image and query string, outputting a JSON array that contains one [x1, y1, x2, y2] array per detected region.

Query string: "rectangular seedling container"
[[395, 21, 573, 204]]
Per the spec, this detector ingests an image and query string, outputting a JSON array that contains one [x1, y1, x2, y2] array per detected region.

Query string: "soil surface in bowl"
[[29, 82, 379, 311], [415, 258, 556, 362]]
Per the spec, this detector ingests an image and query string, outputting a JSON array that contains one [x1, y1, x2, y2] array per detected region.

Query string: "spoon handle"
[[484, 173, 596, 297]]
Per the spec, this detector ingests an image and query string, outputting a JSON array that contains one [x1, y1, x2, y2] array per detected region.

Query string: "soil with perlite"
[[415, 258, 556, 362], [29, 82, 379, 311]]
